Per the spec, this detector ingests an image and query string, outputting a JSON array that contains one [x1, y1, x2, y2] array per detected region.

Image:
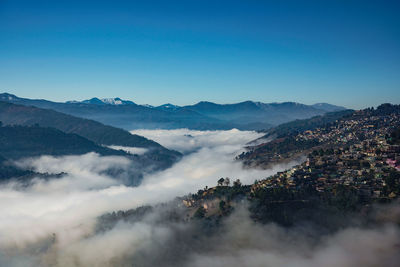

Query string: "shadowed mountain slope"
[[0, 101, 182, 171], [0, 124, 127, 160]]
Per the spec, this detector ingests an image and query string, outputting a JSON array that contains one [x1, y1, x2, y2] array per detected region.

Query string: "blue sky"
[[0, 0, 399, 108]]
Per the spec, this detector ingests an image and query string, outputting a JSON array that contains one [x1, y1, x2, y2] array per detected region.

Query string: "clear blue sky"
[[1, 0, 399, 108]]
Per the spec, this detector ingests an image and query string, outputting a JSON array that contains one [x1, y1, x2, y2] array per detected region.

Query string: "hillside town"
[[252, 105, 400, 200], [238, 104, 399, 169], [182, 104, 400, 219]]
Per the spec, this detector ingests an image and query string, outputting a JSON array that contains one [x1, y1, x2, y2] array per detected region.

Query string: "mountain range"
[[0, 124, 128, 160], [0, 101, 182, 183], [0, 93, 346, 131]]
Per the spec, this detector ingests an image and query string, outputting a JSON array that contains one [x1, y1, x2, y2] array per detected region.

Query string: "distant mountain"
[[156, 103, 181, 111], [68, 97, 136, 105], [0, 93, 236, 130], [311, 103, 346, 112], [0, 101, 182, 172], [0, 93, 346, 131], [183, 101, 344, 127]]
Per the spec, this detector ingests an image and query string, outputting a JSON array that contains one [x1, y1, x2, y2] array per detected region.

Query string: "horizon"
[[1, 0, 400, 109], [0, 91, 358, 109], [3, 91, 399, 110]]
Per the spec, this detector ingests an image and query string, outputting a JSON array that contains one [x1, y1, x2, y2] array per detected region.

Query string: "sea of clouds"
[[0, 129, 398, 266]]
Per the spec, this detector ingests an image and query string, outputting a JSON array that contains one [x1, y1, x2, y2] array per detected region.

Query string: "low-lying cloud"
[[131, 128, 262, 154], [186, 206, 400, 267], [6, 203, 398, 267], [1, 129, 283, 246], [136, 129, 298, 195], [1, 129, 398, 266], [106, 145, 148, 155]]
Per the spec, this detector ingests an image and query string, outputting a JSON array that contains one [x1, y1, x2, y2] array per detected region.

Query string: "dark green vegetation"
[[184, 181, 373, 228], [388, 127, 400, 145], [92, 190, 400, 267], [0, 155, 34, 181], [96, 205, 155, 233], [0, 93, 345, 130], [95, 179, 399, 267]]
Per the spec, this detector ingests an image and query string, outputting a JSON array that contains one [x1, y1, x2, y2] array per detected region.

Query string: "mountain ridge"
[[0, 101, 182, 174], [65, 96, 346, 113], [0, 93, 346, 131]]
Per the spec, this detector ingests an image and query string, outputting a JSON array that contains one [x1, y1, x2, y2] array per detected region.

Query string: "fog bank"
[[1, 129, 395, 267], [0, 130, 290, 250]]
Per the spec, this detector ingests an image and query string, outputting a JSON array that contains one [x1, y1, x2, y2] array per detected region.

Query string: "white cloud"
[[2, 129, 394, 267], [131, 128, 262, 153], [1, 129, 287, 250]]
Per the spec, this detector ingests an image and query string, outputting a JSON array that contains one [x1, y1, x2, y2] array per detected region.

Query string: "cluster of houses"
[[182, 107, 400, 214], [252, 109, 400, 199]]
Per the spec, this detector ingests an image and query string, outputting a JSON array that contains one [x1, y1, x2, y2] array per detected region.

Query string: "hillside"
[[0, 124, 127, 160], [0, 93, 346, 130], [0, 101, 181, 170], [260, 109, 355, 138], [100, 103, 400, 230], [0, 125, 131, 182], [0, 154, 34, 181], [238, 104, 400, 168], [97, 118, 400, 265]]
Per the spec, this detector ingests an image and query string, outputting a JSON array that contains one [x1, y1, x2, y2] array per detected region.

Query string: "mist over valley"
[[1, 1, 400, 266]]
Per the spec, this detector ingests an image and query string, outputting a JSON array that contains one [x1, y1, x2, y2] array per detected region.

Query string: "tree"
[[193, 206, 206, 219], [233, 179, 242, 187], [224, 177, 230, 186], [219, 200, 226, 211], [218, 177, 225, 186]]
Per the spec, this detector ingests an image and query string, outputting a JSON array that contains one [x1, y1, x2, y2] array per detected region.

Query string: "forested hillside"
[[0, 101, 182, 169], [0, 124, 127, 159]]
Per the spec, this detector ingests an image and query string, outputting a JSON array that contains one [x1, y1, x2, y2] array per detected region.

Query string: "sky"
[[0, 0, 399, 109]]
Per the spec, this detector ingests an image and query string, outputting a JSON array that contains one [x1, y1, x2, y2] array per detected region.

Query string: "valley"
[[0, 97, 398, 267]]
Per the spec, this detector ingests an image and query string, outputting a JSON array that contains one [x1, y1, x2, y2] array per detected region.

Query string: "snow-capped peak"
[[158, 103, 180, 109], [101, 98, 123, 105], [69, 97, 136, 105], [142, 104, 154, 108]]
